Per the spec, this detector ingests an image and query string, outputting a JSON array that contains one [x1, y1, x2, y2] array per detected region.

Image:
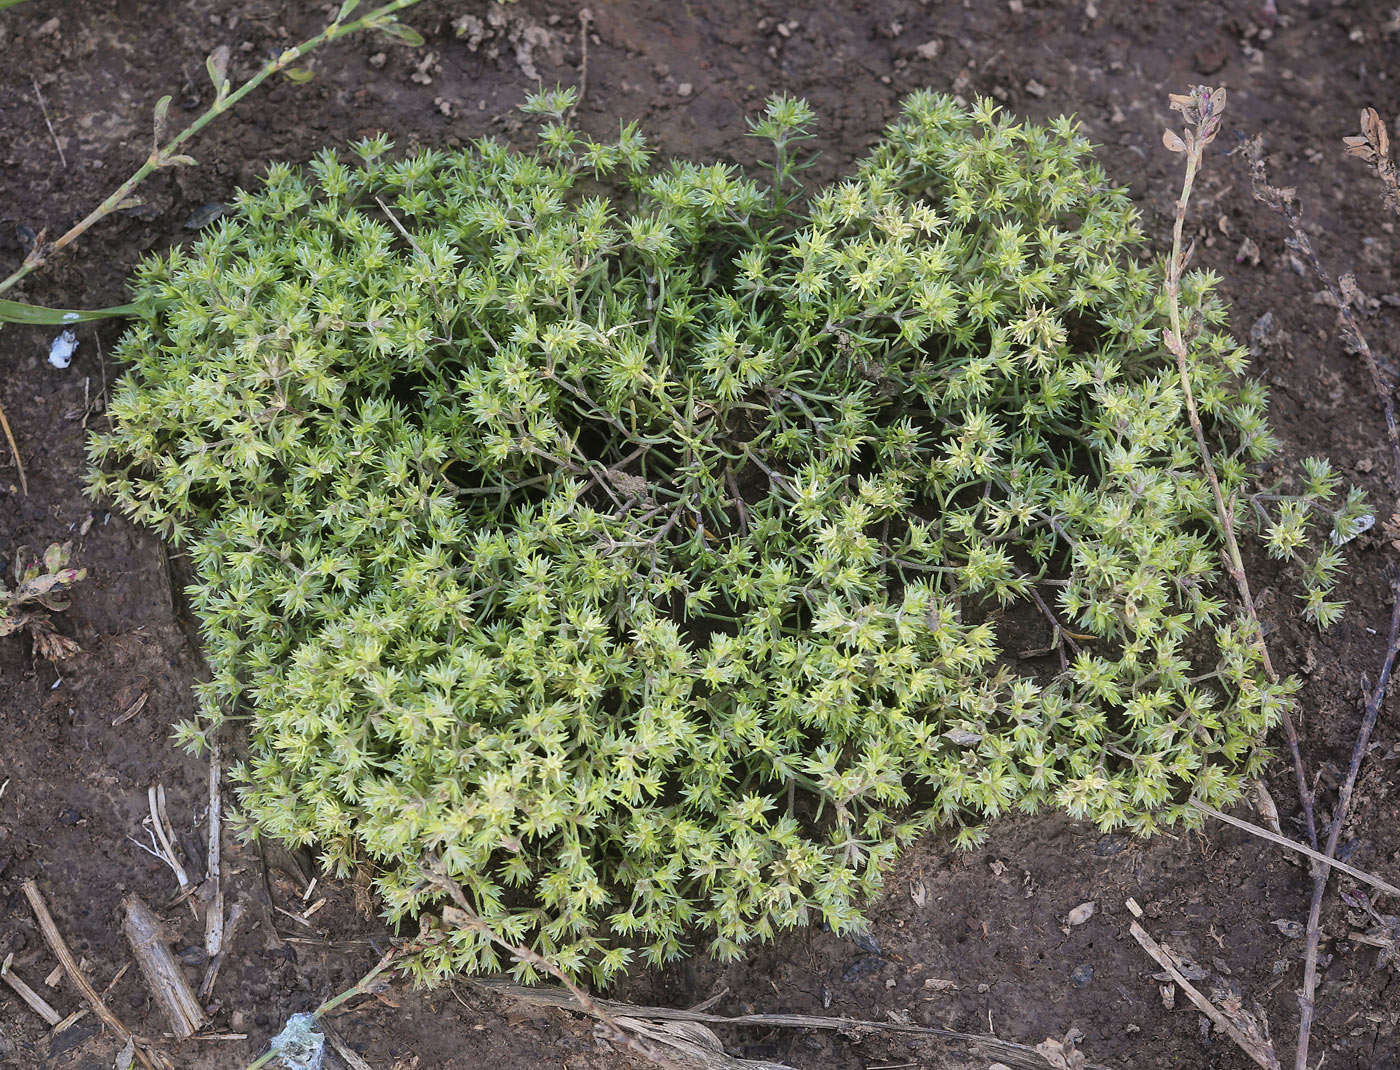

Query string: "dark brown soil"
[[2, 1, 1399, 1068]]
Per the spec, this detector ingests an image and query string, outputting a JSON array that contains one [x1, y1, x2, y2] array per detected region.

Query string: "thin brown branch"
[[426, 864, 686, 1070], [1295, 576, 1400, 1070], [567, 7, 593, 124]]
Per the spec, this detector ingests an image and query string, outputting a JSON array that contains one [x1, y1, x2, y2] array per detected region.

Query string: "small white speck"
[[61, 311, 80, 323], [1332, 513, 1374, 545], [49, 329, 78, 368]]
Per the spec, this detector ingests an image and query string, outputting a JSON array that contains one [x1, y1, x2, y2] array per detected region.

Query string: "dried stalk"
[[0, 0, 426, 301], [1125, 902, 1279, 1070], [148, 784, 192, 895], [204, 741, 225, 959], [426, 863, 686, 1070], [121, 896, 207, 1040], [241, 947, 405, 1070], [21, 879, 156, 1069], [1161, 85, 1319, 854], [199, 900, 245, 1001], [1190, 801, 1400, 898], [1294, 577, 1400, 1070], [1242, 134, 1400, 496]]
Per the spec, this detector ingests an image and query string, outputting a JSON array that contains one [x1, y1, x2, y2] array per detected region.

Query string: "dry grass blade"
[[1125, 902, 1279, 1070], [111, 691, 148, 727], [0, 395, 27, 495], [121, 896, 207, 1040], [21, 879, 157, 1069]]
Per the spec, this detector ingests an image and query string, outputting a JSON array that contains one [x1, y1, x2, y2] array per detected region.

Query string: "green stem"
[[0, 0, 424, 298], [241, 947, 403, 1070]]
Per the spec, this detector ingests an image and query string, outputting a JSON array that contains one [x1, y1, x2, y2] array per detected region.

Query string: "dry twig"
[[426, 863, 686, 1070], [1125, 901, 1279, 1070], [21, 879, 157, 1069], [1, 952, 63, 1026], [567, 7, 593, 124], [473, 978, 1118, 1070], [1294, 577, 1400, 1070], [1189, 801, 1400, 898]]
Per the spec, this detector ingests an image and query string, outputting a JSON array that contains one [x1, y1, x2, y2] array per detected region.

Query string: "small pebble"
[[677, 82, 693, 98], [1070, 962, 1094, 987], [59, 807, 81, 825]]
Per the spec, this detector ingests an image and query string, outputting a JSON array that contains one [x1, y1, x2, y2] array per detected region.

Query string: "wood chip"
[[122, 896, 206, 1040]]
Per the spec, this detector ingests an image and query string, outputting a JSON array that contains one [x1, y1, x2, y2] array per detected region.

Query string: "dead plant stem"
[[1163, 87, 1318, 853], [1189, 801, 1400, 898], [428, 864, 685, 1070], [21, 879, 156, 1069]]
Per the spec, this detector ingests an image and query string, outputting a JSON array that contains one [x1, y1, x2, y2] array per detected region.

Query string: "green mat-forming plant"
[[87, 89, 1364, 984]]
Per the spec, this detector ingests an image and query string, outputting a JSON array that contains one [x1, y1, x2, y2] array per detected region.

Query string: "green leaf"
[[206, 45, 230, 99], [378, 20, 425, 47], [335, 0, 363, 21], [152, 94, 172, 146], [0, 298, 143, 325], [282, 67, 316, 84]]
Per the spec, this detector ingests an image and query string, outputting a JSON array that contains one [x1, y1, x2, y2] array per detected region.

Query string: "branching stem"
[[0, 0, 425, 298]]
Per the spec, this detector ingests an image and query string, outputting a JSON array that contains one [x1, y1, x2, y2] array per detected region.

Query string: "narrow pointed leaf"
[[0, 298, 143, 325]]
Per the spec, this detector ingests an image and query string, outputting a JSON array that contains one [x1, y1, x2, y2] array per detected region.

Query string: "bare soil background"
[[2, 1, 1399, 1068]]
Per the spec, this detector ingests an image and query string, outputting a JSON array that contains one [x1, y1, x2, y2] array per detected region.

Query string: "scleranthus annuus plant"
[[88, 88, 1360, 985]]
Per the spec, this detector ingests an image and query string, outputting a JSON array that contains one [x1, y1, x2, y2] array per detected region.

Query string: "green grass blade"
[[0, 298, 143, 325]]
